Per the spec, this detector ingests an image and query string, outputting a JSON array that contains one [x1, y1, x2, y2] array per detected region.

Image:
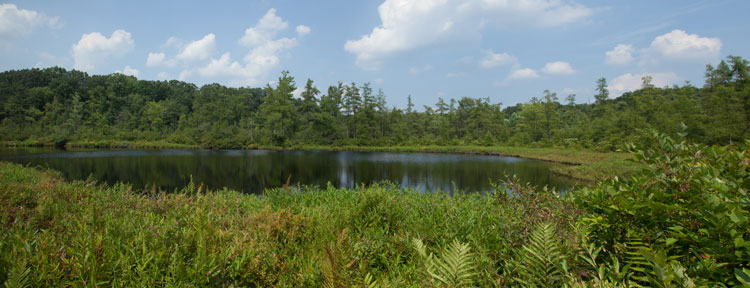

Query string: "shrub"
[[575, 130, 750, 285]]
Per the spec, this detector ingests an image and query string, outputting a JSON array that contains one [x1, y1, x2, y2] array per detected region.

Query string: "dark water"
[[0, 147, 578, 193]]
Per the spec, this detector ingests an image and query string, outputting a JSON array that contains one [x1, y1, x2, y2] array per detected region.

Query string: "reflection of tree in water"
[[1, 149, 576, 194]]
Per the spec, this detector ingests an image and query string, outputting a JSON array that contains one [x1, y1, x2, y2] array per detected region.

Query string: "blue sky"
[[1, 0, 748, 108]]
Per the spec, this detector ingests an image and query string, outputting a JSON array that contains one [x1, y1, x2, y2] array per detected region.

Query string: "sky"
[[1, 0, 749, 108]]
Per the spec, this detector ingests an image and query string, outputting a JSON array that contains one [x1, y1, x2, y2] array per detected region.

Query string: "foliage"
[[2, 55, 749, 149], [0, 129, 748, 285], [505, 222, 569, 287], [576, 130, 750, 285], [412, 238, 477, 287], [0, 161, 572, 286]]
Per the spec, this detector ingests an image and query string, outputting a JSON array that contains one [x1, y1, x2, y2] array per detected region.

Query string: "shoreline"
[[1, 140, 637, 181]]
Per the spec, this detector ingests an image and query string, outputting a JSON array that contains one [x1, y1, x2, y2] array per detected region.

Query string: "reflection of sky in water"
[[0, 148, 579, 194]]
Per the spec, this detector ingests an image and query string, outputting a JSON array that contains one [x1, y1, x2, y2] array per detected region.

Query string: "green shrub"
[[576, 130, 750, 285]]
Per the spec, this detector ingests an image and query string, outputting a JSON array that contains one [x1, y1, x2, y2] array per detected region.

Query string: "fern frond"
[[623, 236, 650, 285], [359, 272, 378, 288], [511, 222, 568, 287], [4, 260, 31, 288], [412, 238, 477, 288], [321, 228, 355, 288]]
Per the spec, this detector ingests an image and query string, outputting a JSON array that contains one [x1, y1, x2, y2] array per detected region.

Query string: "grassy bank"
[[1, 132, 748, 286], [0, 161, 577, 287]]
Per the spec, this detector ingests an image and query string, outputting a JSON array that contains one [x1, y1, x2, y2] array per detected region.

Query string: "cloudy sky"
[[1, 0, 748, 108]]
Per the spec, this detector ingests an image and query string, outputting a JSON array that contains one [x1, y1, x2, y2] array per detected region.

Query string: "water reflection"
[[0, 148, 577, 194]]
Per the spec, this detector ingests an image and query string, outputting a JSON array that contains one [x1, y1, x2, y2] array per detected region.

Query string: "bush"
[[575, 130, 750, 285]]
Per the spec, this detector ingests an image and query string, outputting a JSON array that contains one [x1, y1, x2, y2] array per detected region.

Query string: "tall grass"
[[0, 162, 577, 286], [2, 132, 744, 286]]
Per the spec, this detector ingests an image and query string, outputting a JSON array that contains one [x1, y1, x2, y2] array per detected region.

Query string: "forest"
[[1, 56, 749, 150]]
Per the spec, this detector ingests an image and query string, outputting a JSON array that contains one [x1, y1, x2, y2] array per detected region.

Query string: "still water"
[[0, 148, 577, 193]]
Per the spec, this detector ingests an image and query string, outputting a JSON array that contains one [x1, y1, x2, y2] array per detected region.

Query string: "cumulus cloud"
[[542, 61, 575, 75], [239, 9, 288, 47], [508, 68, 540, 80], [72, 29, 134, 72], [644, 29, 721, 62], [609, 72, 679, 96], [176, 33, 216, 62], [296, 25, 311, 36], [0, 3, 59, 43], [174, 8, 308, 86], [116, 65, 139, 77], [146, 52, 177, 68], [479, 50, 517, 69], [605, 44, 634, 65], [344, 0, 592, 70], [157, 72, 170, 80]]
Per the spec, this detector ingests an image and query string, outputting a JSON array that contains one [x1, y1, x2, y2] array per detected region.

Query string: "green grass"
[[2, 133, 744, 286], [0, 161, 578, 287]]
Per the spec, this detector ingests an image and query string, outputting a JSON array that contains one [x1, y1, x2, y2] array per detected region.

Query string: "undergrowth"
[[0, 130, 747, 286]]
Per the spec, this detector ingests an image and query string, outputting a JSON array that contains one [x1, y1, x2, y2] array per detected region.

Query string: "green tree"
[[259, 71, 296, 145], [541, 90, 561, 141], [595, 77, 609, 103]]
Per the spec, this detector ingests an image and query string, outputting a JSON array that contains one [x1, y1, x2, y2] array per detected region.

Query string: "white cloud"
[[374, 78, 384, 84], [178, 70, 192, 81], [0, 3, 59, 42], [157, 72, 170, 80], [409, 64, 433, 74], [610, 72, 680, 96], [479, 50, 517, 69], [162, 37, 181, 49], [605, 44, 634, 65], [243, 37, 297, 66], [146, 52, 177, 68], [296, 25, 311, 36], [642, 29, 721, 63], [116, 65, 139, 77], [542, 61, 575, 75], [176, 33, 215, 62], [176, 9, 306, 86], [239, 8, 288, 47], [494, 67, 539, 86], [292, 87, 303, 99], [72, 29, 134, 72], [508, 68, 540, 80], [344, 0, 592, 70], [196, 52, 249, 80]]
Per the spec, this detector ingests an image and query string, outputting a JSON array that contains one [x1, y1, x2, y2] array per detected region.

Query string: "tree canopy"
[[1, 55, 749, 149]]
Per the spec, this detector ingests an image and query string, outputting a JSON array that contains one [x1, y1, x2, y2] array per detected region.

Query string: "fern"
[[4, 260, 31, 288], [622, 236, 650, 285], [321, 229, 356, 288], [509, 222, 567, 287], [358, 273, 378, 288], [412, 238, 477, 288]]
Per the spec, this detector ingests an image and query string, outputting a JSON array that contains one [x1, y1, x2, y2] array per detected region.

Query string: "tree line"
[[0, 55, 748, 150]]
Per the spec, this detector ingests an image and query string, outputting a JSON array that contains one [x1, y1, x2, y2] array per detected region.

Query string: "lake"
[[0, 147, 578, 193]]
